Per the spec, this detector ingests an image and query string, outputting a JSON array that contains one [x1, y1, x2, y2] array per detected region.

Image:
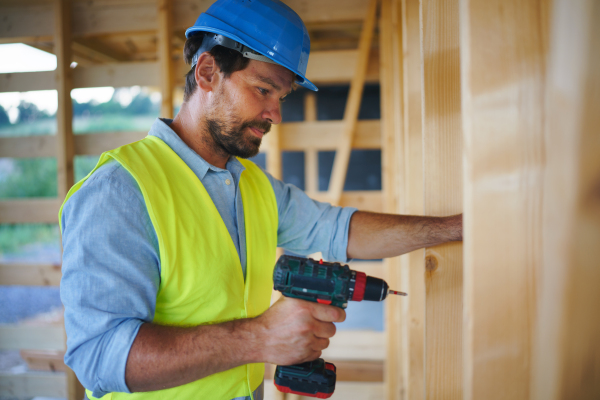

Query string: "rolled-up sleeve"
[[266, 172, 357, 262], [60, 160, 160, 397]]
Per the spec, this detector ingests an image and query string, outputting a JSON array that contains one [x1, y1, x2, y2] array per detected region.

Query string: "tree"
[[0, 105, 10, 126]]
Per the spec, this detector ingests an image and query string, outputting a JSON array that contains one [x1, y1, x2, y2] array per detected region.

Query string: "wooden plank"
[[0, 52, 377, 94], [0, 136, 57, 158], [0, 121, 378, 159], [54, 0, 75, 199], [74, 131, 147, 155], [399, 1, 425, 399], [280, 120, 381, 151], [321, 330, 385, 361], [0, 71, 55, 93], [326, 0, 378, 205], [306, 49, 380, 85], [0, 199, 62, 224], [20, 350, 66, 372], [460, 1, 549, 399], [264, 124, 282, 180], [0, 371, 66, 398], [0, 325, 65, 351], [0, 263, 62, 286], [421, 0, 463, 399], [0, 0, 374, 41], [378, 2, 402, 399], [72, 61, 159, 89], [0, 62, 159, 93], [531, 1, 600, 399], [310, 191, 383, 213], [157, 0, 174, 118], [303, 92, 318, 195]]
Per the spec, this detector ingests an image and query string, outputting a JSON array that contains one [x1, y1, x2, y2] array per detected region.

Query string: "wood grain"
[[421, 0, 463, 398], [460, 1, 549, 399], [532, 1, 600, 399]]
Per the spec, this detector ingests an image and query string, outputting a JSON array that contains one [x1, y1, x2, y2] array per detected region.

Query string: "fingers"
[[309, 302, 346, 323]]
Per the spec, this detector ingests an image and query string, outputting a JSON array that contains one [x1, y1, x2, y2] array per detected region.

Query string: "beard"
[[205, 116, 271, 159], [204, 84, 272, 159]]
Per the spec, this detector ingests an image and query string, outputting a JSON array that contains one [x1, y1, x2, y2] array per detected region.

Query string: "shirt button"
[[225, 179, 231, 185]]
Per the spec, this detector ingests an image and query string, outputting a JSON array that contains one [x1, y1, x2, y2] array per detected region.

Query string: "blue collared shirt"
[[60, 118, 357, 397]]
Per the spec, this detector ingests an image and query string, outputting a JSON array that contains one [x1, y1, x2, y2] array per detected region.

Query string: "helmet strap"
[[190, 33, 278, 69]]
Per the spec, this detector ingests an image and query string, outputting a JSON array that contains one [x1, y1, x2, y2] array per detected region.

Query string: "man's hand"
[[254, 296, 346, 365], [347, 211, 463, 260]]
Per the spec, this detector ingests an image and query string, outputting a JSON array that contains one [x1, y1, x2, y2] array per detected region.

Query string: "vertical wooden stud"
[[158, 0, 174, 119], [55, 0, 75, 199], [326, 0, 378, 205], [55, 2, 81, 398], [265, 124, 282, 181], [460, 0, 549, 399], [304, 92, 318, 195], [421, 0, 463, 398], [532, 1, 600, 399], [401, 0, 425, 399], [379, 0, 406, 399]]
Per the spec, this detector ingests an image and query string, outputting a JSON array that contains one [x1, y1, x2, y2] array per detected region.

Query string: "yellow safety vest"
[[59, 136, 278, 400]]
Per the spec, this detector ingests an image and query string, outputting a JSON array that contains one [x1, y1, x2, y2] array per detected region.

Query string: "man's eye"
[[258, 88, 269, 95]]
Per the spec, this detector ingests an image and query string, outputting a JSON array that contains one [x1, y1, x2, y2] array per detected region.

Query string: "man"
[[59, 0, 462, 399]]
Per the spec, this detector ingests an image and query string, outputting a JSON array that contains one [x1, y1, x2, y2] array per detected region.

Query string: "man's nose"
[[262, 99, 282, 125]]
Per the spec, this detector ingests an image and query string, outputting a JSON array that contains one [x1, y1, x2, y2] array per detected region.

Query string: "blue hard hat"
[[185, 0, 318, 91]]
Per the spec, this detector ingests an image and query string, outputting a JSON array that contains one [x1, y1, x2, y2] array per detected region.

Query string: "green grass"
[[0, 224, 59, 254], [0, 114, 157, 137]]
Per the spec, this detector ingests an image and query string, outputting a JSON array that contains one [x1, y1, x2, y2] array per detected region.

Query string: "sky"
[[0, 43, 155, 122]]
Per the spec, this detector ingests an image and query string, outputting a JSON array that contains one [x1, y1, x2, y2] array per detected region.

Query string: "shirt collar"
[[148, 118, 245, 181]]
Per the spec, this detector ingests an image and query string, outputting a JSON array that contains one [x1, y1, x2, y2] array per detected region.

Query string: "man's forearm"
[[125, 319, 261, 392], [347, 211, 462, 260]]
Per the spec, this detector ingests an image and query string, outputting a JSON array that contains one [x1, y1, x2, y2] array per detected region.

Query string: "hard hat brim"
[[186, 24, 318, 92]]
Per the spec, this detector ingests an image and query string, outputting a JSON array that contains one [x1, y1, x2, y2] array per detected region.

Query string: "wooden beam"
[[280, 120, 381, 150], [264, 124, 282, 181], [0, 71, 55, 92], [0, 136, 57, 158], [0, 371, 66, 398], [321, 330, 385, 361], [0, 121, 379, 159], [310, 191, 383, 213], [0, 0, 374, 41], [399, 0, 425, 399], [303, 92, 318, 195], [306, 49, 380, 85], [326, 0, 378, 205], [0, 263, 62, 286], [531, 1, 600, 399], [0, 325, 66, 351], [72, 62, 159, 89], [54, 0, 75, 199], [460, 0, 549, 399], [379, 1, 411, 399], [74, 131, 147, 155], [421, 0, 463, 399], [0, 199, 63, 224], [157, 0, 174, 118]]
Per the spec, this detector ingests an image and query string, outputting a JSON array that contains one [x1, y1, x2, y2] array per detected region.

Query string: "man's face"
[[204, 59, 294, 159]]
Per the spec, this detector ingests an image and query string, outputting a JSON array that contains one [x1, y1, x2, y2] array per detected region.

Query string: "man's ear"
[[194, 52, 221, 93]]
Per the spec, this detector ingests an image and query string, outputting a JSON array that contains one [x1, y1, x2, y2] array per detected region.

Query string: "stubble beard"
[[204, 86, 272, 159]]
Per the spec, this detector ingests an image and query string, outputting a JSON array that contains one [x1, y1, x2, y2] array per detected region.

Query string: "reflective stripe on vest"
[[59, 136, 278, 400]]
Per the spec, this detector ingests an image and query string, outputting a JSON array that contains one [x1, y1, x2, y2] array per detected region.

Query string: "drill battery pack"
[[274, 358, 336, 399]]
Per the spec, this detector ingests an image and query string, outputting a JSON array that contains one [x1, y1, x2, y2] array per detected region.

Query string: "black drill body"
[[272, 255, 403, 398]]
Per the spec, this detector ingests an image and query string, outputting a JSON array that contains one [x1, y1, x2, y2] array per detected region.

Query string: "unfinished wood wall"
[[2, 0, 600, 399]]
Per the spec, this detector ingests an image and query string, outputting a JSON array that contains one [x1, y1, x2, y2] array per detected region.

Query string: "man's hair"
[[183, 33, 251, 102]]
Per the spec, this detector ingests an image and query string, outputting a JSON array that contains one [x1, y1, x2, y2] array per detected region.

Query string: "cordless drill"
[[271, 255, 406, 398]]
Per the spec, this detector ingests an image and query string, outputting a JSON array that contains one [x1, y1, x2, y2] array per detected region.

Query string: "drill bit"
[[388, 289, 407, 296]]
